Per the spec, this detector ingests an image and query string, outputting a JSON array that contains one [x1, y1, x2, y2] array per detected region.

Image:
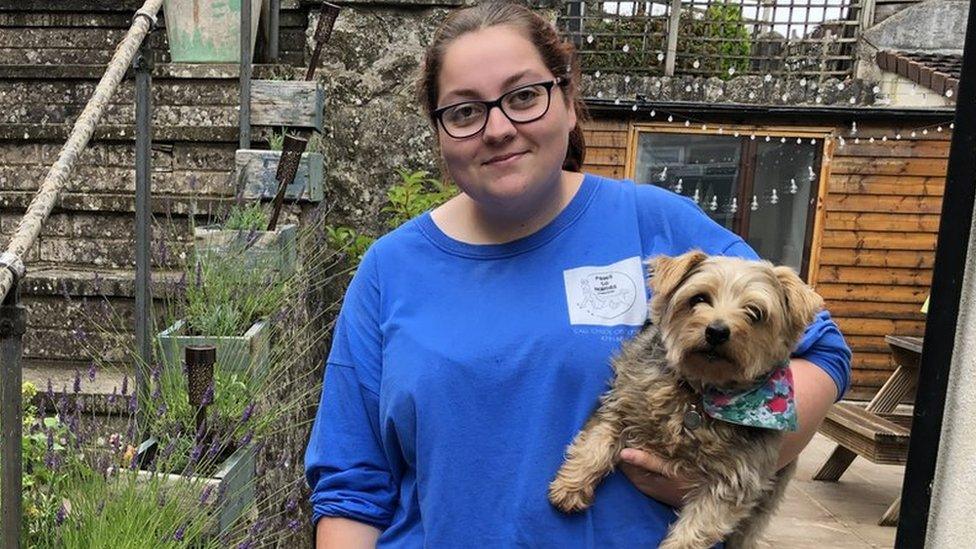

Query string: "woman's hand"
[[618, 448, 692, 508]]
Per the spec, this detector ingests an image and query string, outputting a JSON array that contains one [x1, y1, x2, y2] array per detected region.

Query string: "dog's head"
[[646, 250, 823, 388]]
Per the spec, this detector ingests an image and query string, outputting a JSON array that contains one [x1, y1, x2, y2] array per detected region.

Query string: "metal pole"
[[0, 279, 27, 549], [133, 37, 153, 435], [270, 0, 280, 62], [240, 0, 252, 149], [664, 0, 682, 76], [895, 0, 976, 545]]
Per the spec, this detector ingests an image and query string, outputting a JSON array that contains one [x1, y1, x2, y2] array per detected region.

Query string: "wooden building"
[[580, 104, 952, 400]]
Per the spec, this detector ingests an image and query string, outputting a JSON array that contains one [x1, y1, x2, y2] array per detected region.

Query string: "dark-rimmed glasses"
[[433, 78, 564, 139]]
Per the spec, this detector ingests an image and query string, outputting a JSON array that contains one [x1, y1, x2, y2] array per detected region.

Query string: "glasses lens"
[[442, 102, 488, 138], [502, 84, 550, 123]]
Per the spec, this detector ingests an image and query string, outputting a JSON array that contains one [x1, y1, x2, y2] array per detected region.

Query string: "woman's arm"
[[618, 357, 839, 507], [316, 517, 381, 549]]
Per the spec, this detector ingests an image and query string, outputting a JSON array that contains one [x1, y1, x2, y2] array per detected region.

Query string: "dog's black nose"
[[705, 322, 731, 346]]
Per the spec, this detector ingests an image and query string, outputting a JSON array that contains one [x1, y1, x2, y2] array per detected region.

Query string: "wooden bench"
[[818, 403, 911, 466], [813, 335, 922, 526]]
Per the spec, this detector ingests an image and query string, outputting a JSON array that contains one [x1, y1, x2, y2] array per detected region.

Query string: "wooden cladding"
[[580, 119, 948, 400]]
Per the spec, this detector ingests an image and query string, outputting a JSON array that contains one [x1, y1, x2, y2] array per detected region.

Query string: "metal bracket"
[[0, 252, 25, 288], [131, 9, 159, 31], [0, 304, 27, 337]]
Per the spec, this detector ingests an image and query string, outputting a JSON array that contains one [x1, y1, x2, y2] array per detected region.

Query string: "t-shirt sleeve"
[[304, 248, 397, 529], [635, 183, 852, 400]]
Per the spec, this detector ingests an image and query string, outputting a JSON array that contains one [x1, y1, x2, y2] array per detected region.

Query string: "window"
[[632, 130, 822, 277]]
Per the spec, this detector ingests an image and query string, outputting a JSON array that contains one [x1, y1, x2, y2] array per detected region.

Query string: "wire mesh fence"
[[559, 0, 865, 79]]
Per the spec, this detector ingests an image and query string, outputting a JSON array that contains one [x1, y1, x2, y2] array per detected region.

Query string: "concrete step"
[[0, 0, 307, 66]]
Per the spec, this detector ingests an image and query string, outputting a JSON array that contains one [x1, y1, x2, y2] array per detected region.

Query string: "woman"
[[305, 2, 851, 547]]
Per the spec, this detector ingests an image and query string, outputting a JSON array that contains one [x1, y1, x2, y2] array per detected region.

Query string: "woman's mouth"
[[483, 151, 527, 166]]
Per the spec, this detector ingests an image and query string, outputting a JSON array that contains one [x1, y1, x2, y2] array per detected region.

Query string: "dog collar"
[[699, 361, 798, 432]]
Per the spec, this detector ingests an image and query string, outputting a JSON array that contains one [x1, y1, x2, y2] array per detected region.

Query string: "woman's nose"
[[482, 105, 516, 143]]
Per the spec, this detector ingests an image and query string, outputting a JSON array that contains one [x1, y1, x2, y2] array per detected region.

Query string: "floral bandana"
[[701, 361, 798, 432]]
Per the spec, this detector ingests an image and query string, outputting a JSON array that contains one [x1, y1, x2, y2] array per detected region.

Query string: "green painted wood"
[[157, 318, 270, 376], [250, 80, 324, 131], [194, 223, 298, 277], [134, 442, 257, 538], [162, 0, 263, 62], [236, 149, 324, 202]]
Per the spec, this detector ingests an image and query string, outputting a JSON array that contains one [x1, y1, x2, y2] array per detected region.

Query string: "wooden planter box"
[[235, 149, 324, 203], [157, 319, 270, 376], [194, 223, 297, 277], [135, 441, 257, 536]]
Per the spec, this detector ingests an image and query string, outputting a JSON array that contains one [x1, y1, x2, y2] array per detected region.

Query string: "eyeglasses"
[[433, 78, 564, 139]]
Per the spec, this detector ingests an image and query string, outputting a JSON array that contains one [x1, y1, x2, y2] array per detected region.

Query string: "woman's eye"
[[446, 104, 482, 126], [507, 88, 541, 108], [689, 293, 710, 307]]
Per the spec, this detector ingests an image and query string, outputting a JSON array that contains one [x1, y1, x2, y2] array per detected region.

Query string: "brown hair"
[[415, 1, 587, 172]]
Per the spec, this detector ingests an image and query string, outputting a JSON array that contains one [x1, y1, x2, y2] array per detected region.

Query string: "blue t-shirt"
[[305, 174, 851, 547]]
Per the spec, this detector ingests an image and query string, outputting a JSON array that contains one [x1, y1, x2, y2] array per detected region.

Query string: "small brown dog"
[[548, 250, 824, 549]]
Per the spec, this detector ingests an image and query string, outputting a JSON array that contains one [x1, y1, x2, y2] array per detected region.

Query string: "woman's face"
[[435, 25, 577, 211]]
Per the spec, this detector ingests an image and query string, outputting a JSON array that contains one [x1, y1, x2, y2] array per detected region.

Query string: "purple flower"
[[72, 369, 81, 394], [128, 394, 138, 414], [88, 362, 97, 382], [206, 439, 221, 460], [60, 280, 72, 301], [71, 327, 86, 342], [287, 519, 301, 532], [237, 540, 254, 549], [199, 485, 214, 505], [121, 374, 129, 396], [240, 403, 255, 424], [190, 443, 203, 464], [201, 384, 214, 407], [285, 498, 297, 512], [93, 272, 102, 294], [161, 438, 177, 462], [194, 260, 203, 290], [55, 503, 67, 526], [156, 402, 168, 417], [239, 430, 253, 447], [172, 524, 186, 542], [108, 387, 117, 406], [46, 379, 54, 402]]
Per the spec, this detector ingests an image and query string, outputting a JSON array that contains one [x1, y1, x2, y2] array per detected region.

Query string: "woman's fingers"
[[619, 448, 669, 477]]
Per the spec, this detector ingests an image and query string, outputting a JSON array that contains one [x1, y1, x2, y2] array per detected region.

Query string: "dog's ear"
[[773, 265, 825, 337], [647, 250, 708, 322]]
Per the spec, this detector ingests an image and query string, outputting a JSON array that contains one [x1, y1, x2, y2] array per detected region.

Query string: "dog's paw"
[[547, 478, 594, 513]]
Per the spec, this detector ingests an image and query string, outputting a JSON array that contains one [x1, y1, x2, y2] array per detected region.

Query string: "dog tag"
[[683, 409, 703, 430]]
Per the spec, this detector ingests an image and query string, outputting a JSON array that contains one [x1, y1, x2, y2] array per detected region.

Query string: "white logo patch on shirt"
[[563, 256, 648, 326]]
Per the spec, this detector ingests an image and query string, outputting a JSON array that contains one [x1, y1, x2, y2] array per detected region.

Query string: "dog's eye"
[[746, 306, 766, 323], [689, 293, 710, 307]]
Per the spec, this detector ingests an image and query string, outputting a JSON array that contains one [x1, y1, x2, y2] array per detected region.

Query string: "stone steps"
[[0, 2, 319, 399]]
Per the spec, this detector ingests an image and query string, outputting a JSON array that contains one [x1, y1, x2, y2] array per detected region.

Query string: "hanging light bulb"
[[751, 195, 759, 211], [650, 110, 656, 117], [659, 166, 668, 181], [709, 196, 719, 211], [730, 197, 738, 213], [594, 70, 601, 78], [684, 120, 691, 127], [790, 178, 798, 194], [692, 187, 700, 203], [765, 136, 771, 142], [674, 178, 683, 194], [850, 121, 858, 135], [668, 115, 674, 122], [808, 165, 816, 181], [770, 189, 779, 205]]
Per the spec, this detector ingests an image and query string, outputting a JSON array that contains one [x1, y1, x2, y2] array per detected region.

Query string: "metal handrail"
[[0, 0, 163, 304], [0, 2, 162, 546]]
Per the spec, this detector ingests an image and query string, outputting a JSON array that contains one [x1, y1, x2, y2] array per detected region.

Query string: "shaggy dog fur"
[[548, 250, 824, 549]]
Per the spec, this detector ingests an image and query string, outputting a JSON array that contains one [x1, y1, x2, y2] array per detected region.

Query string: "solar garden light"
[[185, 344, 216, 435]]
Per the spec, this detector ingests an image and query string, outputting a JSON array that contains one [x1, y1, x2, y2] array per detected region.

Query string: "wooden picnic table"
[[812, 335, 922, 526]]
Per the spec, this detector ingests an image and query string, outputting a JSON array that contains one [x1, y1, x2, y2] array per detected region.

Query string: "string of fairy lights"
[[582, 67, 956, 215]]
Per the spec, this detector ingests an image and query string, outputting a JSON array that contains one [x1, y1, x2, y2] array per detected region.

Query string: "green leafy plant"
[[383, 169, 457, 230], [267, 128, 286, 152], [222, 202, 268, 232], [324, 225, 375, 266], [182, 246, 287, 337]]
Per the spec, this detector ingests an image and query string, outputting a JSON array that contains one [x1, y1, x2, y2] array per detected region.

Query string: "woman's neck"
[[432, 171, 585, 245]]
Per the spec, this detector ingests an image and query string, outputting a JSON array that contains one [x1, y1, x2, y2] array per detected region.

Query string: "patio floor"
[[762, 432, 904, 548]]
